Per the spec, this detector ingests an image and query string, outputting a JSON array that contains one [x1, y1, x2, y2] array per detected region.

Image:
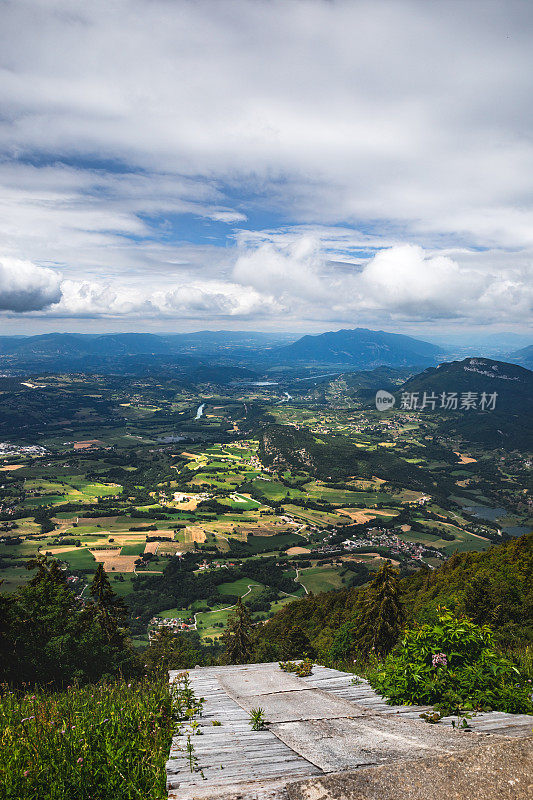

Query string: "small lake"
[[462, 504, 507, 522], [503, 525, 531, 537]]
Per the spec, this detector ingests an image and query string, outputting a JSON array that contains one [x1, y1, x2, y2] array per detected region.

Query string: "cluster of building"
[[343, 527, 444, 561], [148, 615, 194, 637], [0, 442, 47, 457]]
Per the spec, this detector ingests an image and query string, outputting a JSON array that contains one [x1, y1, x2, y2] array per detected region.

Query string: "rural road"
[[192, 583, 260, 630]]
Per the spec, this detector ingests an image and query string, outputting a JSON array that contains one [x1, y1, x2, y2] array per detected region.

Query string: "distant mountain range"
[[510, 345, 533, 371], [0, 331, 295, 359], [0, 328, 443, 373], [271, 328, 444, 368], [1, 331, 531, 385]]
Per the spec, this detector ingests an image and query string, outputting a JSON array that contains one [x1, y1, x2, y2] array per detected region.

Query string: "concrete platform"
[[286, 736, 533, 800], [167, 663, 533, 799]]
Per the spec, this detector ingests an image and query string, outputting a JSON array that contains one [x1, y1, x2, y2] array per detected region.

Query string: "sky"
[[0, 0, 532, 337]]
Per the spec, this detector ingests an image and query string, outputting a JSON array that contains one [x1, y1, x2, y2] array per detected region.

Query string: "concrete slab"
[[226, 688, 368, 723], [218, 667, 310, 697], [270, 716, 483, 773], [286, 736, 533, 800]]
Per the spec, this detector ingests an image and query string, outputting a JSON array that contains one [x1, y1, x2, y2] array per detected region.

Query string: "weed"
[[249, 707, 267, 731], [279, 658, 313, 677]]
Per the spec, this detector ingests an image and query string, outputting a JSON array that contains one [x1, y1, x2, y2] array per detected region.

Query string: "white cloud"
[[0, 257, 61, 311], [0, 1, 533, 330], [233, 237, 326, 301], [356, 245, 482, 318], [48, 277, 279, 320]]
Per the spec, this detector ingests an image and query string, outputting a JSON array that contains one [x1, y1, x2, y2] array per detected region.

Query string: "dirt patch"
[[342, 553, 400, 567], [90, 550, 138, 572], [286, 546, 311, 555], [184, 526, 206, 543], [454, 452, 477, 464], [180, 451, 198, 459], [0, 464, 24, 471], [73, 439, 105, 450], [44, 546, 84, 555], [143, 541, 160, 554], [337, 508, 397, 524]]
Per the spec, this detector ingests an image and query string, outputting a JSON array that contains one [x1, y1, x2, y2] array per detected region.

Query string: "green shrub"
[[372, 611, 533, 714]]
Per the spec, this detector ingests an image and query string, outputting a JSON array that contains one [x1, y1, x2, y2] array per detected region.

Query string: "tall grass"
[[0, 678, 173, 800]]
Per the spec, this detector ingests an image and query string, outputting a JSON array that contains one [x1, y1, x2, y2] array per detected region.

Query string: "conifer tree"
[[280, 624, 315, 660], [354, 562, 404, 658], [222, 597, 255, 664], [89, 564, 126, 641]]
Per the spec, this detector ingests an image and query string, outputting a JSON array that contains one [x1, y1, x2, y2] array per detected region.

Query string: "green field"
[[217, 578, 263, 595], [120, 542, 146, 556], [297, 565, 346, 593], [56, 549, 97, 569]]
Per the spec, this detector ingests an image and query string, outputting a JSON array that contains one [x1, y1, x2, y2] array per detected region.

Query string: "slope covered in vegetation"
[[254, 533, 533, 658]]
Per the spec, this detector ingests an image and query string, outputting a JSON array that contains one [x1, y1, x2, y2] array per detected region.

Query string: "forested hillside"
[[255, 533, 533, 658]]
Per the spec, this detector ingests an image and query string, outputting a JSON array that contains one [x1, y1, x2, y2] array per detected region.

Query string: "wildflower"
[[432, 652, 447, 667], [77, 757, 83, 764], [23, 771, 29, 777]]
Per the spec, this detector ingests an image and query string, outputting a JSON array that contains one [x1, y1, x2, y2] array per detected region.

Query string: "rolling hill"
[[510, 345, 533, 371], [400, 357, 533, 412], [399, 358, 533, 450], [272, 328, 444, 368]]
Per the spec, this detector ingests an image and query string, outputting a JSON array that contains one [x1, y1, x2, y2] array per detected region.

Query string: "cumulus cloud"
[[357, 245, 483, 318], [233, 237, 327, 302], [232, 237, 533, 325], [49, 278, 279, 320], [0, 258, 62, 311]]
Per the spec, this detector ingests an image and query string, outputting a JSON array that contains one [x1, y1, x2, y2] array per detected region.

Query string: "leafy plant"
[[279, 658, 313, 677], [249, 707, 267, 730], [171, 671, 204, 722], [372, 610, 533, 715], [419, 711, 443, 724]]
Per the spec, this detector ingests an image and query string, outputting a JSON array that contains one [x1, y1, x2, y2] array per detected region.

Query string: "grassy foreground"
[[0, 678, 173, 800]]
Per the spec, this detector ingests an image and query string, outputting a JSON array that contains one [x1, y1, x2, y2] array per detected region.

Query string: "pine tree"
[[280, 624, 315, 660], [144, 628, 199, 676], [354, 562, 404, 658], [89, 564, 126, 641], [222, 597, 255, 664]]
